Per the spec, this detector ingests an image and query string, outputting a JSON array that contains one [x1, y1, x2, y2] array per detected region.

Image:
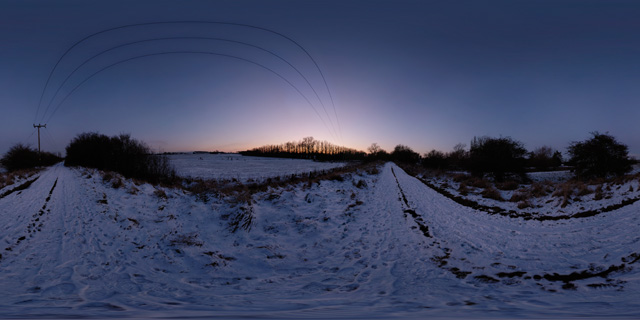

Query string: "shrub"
[[391, 144, 420, 164], [527, 146, 562, 170], [468, 136, 527, 181], [422, 149, 448, 169], [567, 132, 632, 179], [65, 132, 177, 185], [0, 144, 61, 172], [366, 143, 390, 162]]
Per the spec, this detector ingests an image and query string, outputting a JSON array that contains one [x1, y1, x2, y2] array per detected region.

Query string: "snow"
[[168, 153, 347, 182], [422, 169, 640, 218], [1, 162, 639, 319]]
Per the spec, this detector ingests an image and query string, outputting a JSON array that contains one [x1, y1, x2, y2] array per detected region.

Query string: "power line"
[[38, 36, 338, 139], [22, 128, 37, 146], [36, 21, 341, 142], [43, 51, 338, 141]]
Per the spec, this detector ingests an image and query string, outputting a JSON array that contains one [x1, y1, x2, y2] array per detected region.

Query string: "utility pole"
[[33, 123, 46, 161]]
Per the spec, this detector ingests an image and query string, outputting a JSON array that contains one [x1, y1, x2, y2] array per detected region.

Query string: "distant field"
[[168, 153, 347, 181]]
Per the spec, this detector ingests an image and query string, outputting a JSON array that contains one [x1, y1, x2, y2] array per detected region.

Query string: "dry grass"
[[552, 181, 576, 208], [458, 182, 470, 196], [481, 186, 503, 201], [0, 168, 39, 190], [452, 173, 469, 183], [517, 200, 532, 209], [469, 177, 490, 189], [154, 188, 168, 200], [170, 234, 203, 247], [183, 161, 381, 208], [354, 179, 368, 189], [509, 190, 529, 203], [576, 183, 592, 196], [594, 185, 604, 201], [530, 181, 552, 197], [452, 173, 491, 189], [496, 180, 519, 191], [128, 186, 139, 195]]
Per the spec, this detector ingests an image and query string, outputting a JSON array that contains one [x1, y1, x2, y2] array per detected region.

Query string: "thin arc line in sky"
[[38, 36, 339, 140], [22, 129, 37, 147], [35, 20, 342, 142], [44, 51, 338, 142]]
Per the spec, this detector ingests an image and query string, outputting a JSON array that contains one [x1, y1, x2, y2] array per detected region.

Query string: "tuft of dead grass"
[[517, 200, 532, 209], [594, 185, 604, 201], [154, 188, 168, 200], [481, 186, 503, 201], [575, 183, 592, 196], [170, 233, 203, 247], [0, 168, 40, 190], [458, 182, 470, 196], [469, 177, 490, 189]]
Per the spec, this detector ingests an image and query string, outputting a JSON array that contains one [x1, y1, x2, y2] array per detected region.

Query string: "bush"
[[468, 136, 527, 181], [0, 143, 61, 172], [567, 132, 632, 179], [527, 146, 562, 170], [422, 149, 448, 169], [366, 143, 390, 162], [391, 144, 420, 164], [65, 132, 177, 185]]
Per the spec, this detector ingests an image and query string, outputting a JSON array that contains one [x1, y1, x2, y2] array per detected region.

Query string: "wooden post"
[[33, 124, 46, 161]]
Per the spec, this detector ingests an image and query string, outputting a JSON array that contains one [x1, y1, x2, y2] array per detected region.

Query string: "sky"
[[1, 0, 639, 158]]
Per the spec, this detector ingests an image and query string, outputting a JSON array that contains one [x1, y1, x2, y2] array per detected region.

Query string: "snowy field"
[[168, 153, 347, 182], [0, 162, 639, 319], [421, 165, 640, 219]]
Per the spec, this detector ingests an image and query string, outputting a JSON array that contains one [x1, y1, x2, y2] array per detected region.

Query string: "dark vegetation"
[[420, 138, 564, 181], [468, 136, 528, 182], [240, 136, 365, 161], [567, 132, 633, 179], [65, 132, 177, 185], [390, 144, 420, 164], [0, 143, 61, 172], [391, 132, 633, 183]]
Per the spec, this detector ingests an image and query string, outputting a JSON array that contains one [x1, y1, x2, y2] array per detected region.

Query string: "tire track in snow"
[[390, 166, 431, 238], [2, 178, 58, 257], [391, 163, 640, 292]]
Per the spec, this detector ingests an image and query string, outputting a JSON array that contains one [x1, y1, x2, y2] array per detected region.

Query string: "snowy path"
[[0, 162, 639, 318]]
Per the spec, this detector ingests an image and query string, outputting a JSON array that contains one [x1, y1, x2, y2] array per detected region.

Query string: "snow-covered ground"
[[421, 167, 640, 219], [1, 162, 639, 319], [168, 153, 347, 182]]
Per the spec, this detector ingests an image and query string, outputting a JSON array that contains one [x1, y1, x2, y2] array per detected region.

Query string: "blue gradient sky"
[[1, 0, 639, 157]]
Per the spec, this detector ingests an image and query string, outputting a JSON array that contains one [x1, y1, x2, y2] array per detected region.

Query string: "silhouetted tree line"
[[371, 132, 634, 181], [0, 144, 62, 172], [240, 137, 366, 161], [65, 132, 176, 184]]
